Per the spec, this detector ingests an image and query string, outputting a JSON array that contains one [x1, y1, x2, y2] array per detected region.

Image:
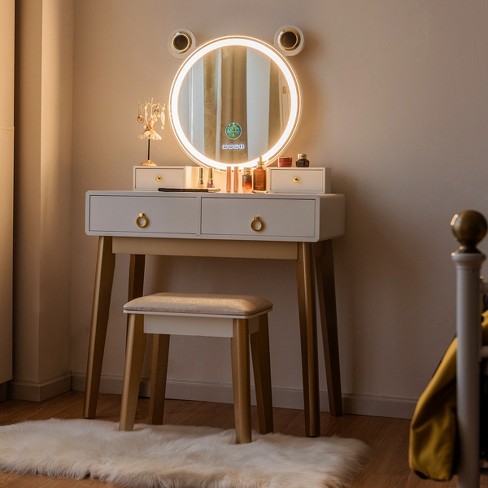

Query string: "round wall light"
[[274, 25, 305, 56], [168, 29, 196, 58]]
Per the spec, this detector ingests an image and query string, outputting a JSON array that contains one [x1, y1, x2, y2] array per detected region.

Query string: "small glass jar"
[[278, 156, 293, 167], [295, 153, 310, 167]]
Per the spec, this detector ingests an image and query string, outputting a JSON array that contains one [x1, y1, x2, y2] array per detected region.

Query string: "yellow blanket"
[[409, 311, 488, 480]]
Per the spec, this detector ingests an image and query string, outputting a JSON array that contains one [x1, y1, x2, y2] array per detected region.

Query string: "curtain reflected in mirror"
[[177, 46, 291, 166]]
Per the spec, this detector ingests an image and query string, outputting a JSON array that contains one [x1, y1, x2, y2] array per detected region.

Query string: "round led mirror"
[[169, 36, 301, 170]]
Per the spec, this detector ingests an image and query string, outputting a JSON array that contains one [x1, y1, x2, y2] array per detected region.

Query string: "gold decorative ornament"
[[137, 99, 166, 166]]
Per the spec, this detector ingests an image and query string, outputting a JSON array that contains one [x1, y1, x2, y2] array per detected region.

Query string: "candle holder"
[[137, 99, 165, 166]]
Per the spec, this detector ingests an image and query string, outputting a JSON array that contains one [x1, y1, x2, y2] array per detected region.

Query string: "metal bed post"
[[451, 210, 487, 488]]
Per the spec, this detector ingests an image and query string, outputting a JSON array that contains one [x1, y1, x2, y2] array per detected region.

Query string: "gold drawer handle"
[[250, 216, 265, 232], [136, 212, 149, 228], [155, 175, 162, 182], [293, 177, 300, 183]]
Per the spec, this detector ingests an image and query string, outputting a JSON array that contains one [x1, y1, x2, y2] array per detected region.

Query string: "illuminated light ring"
[[169, 36, 301, 171]]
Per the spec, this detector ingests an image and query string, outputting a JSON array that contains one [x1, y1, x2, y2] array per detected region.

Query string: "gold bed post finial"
[[450, 210, 488, 253]]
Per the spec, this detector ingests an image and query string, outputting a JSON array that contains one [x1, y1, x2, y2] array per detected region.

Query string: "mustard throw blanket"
[[409, 312, 488, 480]]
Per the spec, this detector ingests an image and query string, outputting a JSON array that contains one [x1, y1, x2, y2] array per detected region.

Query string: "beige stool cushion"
[[124, 292, 273, 317]]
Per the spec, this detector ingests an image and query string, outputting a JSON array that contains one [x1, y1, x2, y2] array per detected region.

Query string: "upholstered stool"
[[119, 292, 274, 443]]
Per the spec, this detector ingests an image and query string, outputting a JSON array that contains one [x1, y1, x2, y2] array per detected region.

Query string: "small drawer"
[[201, 196, 317, 239], [268, 167, 331, 194], [87, 195, 198, 235], [133, 166, 197, 190]]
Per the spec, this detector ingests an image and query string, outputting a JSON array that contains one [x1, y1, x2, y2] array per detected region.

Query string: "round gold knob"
[[293, 177, 300, 183], [136, 212, 149, 228], [451, 210, 487, 253], [155, 175, 162, 182], [250, 216, 265, 232]]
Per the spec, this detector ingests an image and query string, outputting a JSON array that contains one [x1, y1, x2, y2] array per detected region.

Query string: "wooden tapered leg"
[[250, 314, 273, 434], [84, 236, 116, 419], [296, 242, 320, 437], [128, 254, 145, 301], [313, 240, 343, 416], [119, 314, 147, 431], [148, 334, 170, 425], [231, 318, 252, 444]]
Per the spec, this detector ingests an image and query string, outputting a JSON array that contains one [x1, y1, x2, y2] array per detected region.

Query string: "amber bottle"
[[242, 168, 252, 193], [253, 158, 266, 191]]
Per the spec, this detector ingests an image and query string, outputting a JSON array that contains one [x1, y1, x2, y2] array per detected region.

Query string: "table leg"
[[296, 242, 320, 437], [84, 236, 115, 418], [313, 240, 343, 416]]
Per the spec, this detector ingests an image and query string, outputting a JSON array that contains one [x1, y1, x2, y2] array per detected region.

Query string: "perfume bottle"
[[242, 168, 252, 193], [226, 166, 232, 192], [296, 153, 310, 167], [233, 167, 240, 192], [207, 167, 214, 188], [253, 157, 266, 191], [197, 167, 205, 188]]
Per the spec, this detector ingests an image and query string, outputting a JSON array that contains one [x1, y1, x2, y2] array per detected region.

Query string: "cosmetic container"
[[242, 168, 252, 193], [207, 168, 214, 188], [253, 157, 267, 191], [226, 166, 232, 192], [278, 156, 293, 167], [233, 167, 240, 192], [197, 167, 205, 188], [296, 154, 310, 167]]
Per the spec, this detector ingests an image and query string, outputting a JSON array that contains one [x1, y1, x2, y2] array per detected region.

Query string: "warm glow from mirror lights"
[[169, 36, 301, 171]]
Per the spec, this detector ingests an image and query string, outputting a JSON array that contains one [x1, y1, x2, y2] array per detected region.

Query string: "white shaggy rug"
[[0, 419, 369, 487]]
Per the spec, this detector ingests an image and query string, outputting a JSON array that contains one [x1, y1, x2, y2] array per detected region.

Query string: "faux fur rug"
[[0, 419, 369, 487]]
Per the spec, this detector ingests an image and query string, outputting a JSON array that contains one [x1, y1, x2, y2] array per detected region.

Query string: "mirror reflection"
[[170, 36, 300, 170]]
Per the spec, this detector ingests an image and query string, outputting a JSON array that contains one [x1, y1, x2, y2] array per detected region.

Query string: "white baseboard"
[[9, 373, 72, 402], [71, 372, 416, 419]]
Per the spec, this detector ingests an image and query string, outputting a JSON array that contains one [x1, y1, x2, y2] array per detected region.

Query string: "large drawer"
[[87, 194, 198, 236], [201, 196, 317, 239]]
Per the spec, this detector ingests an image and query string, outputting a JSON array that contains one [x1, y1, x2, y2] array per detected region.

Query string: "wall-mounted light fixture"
[[274, 25, 305, 56], [168, 29, 196, 58]]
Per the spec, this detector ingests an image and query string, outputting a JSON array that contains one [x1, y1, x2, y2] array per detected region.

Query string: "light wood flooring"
[[0, 391, 486, 487]]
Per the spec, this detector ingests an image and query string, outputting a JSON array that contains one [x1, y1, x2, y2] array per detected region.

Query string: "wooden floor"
[[0, 391, 486, 487]]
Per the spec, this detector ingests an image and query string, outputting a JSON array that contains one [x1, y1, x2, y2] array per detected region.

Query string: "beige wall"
[[13, 0, 488, 416]]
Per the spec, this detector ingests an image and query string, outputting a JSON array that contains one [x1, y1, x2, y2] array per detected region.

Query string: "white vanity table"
[[84, 33, 345, 437], [84, 190, 345, 437]]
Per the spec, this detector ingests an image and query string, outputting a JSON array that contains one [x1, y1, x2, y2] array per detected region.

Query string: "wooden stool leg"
[[148, 334, 170, 425], [119, 314, 146, 431], [250, 314, 273, 434], [231, 318, 252, 444]]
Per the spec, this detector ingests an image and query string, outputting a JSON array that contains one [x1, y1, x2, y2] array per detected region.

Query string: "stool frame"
[[119, 303, 273, 444]]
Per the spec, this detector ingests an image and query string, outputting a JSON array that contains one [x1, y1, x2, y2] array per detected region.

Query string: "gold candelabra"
[[137, 98, 165, 166]]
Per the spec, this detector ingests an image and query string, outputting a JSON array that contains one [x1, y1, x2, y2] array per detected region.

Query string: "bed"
[[409, 210, 488, 487]]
